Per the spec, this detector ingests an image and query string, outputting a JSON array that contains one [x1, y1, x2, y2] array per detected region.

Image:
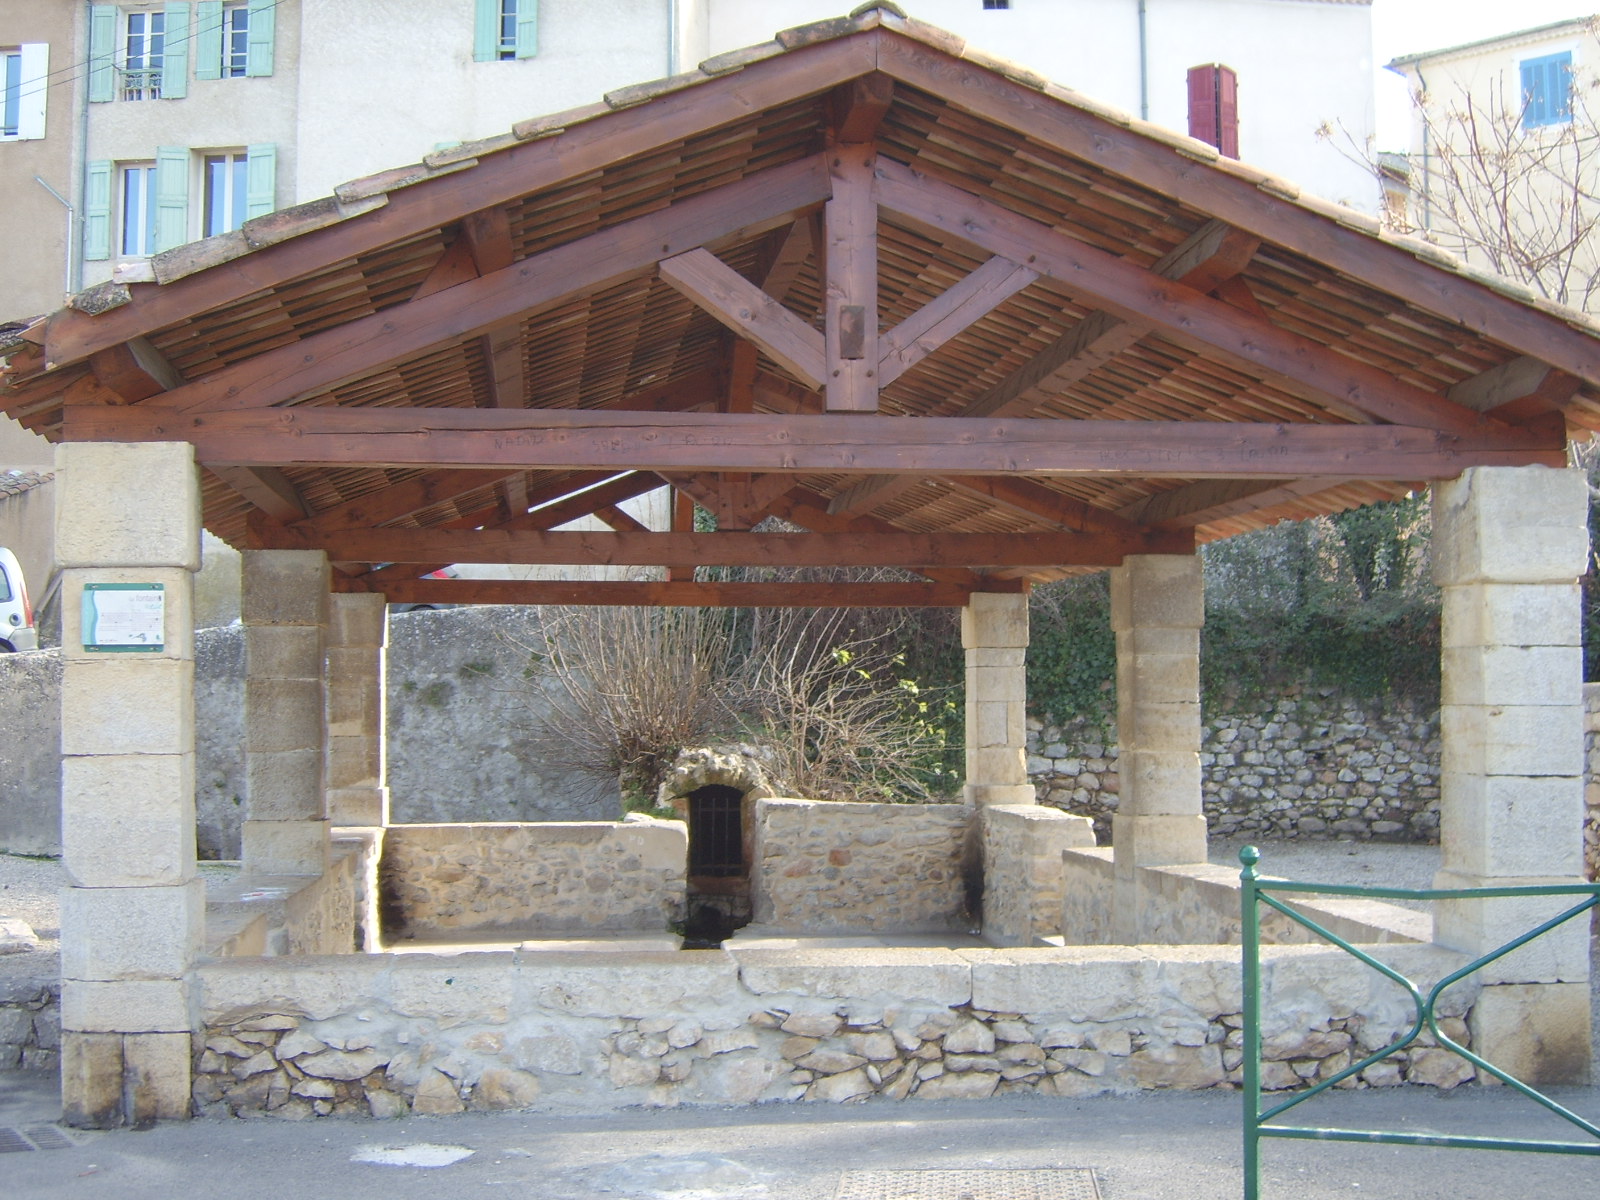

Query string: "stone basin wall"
[[0, 975, 59, 1073], [750, 799, 972, 933], [379, 817, 687, 938], [192, 940, 1481, 1118]]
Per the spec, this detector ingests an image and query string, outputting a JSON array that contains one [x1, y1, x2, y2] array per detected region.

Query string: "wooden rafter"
[[877, 256, 1038, 388], [659, 249, 826, 388], [360, 579, 976, 608], [69, 406, 1563, 477]]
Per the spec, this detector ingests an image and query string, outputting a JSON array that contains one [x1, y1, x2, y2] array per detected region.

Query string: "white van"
[[0, 547, 37, 652]]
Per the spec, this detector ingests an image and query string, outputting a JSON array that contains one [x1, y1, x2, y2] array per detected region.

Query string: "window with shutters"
[[121, 11, 164, 100], [983, 1, 1011, 10], [0, 42, 54, 141], [203, 152, 248, 235], [221, 4, 249, 76], [474, 0, 538, 61], [1, 50, 21, 138], [120, 163, 159, 257], [1521, 51, 1574, 128], [1187, 63, 1240, 159]]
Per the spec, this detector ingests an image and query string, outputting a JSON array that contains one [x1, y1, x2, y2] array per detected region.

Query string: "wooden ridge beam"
[[127, 156, 831, 416], [69, 407, 1565, 479], [357, 578, 976, 608], [263, 526, 1189, 568], [874, 158, 1502, 438], [833, 220, 1257, 515], [659, 248, 827, 387]]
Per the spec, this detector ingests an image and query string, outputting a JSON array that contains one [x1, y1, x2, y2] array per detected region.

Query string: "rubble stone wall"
[[192, 941, 1482, 1118], [750, 799, 971, 933], [1028, 691, 1442, 844], [0, 975, 59, 1073], [378, 817, 687, 937], [1584, 683, 1600, 883], [980, 805, 1096, 946]]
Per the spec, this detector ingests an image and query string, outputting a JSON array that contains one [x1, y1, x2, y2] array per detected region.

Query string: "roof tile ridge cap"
[[775, 8, 884, 49], [602, 64, 715, 111], [958, 41, 1049, 91], [512, 99, 612, 141]]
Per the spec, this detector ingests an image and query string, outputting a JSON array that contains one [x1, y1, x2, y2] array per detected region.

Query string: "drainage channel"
[[835, 1168, 1102, 1199], [0, 1124, 79, 1153]]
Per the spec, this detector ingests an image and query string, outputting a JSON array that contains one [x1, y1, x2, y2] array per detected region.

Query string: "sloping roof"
[[1, 5, 1593, 601]]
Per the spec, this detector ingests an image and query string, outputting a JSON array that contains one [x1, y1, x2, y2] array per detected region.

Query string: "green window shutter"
[[245, 143, 276, 218], [84, 161, 113, 261], [88, 6, 116, 103], [195, 1, 223, 80], [154, 147, 190, 252], [515, 1, 538, 59], [246, 0, 275, 77], [162, 4, 191, 99], [473, 0, 499, 62]]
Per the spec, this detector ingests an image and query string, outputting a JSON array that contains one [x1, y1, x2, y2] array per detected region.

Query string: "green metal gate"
[[1239, 845, 1600, 1199]]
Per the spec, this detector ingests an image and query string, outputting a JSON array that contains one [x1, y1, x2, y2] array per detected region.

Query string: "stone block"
[[1432, 466, 1589, 586], [328, 784, 388, 829], [326, 740, 382, 790], [732, 947, 971, 1006], [968, 745, 1028, 785], [327, 592, 388, 647], [240, 550, 329, 626], [960, 591, 1029, 649], [61, 1030, 125, 1128], [61, 656, 193, 756], [1442, 583, 1581, 649], [966, 646, 1025, 669], [518, 952, 740, 1019], [246, 749, 325, 820], [1112, 813, 1208, 869], [60, 880, 204, 982], [1116, 650, 1199, 704], [1441, 645, 1581, 707], [1467, 982, 1591, 1085], [62, 753, 196, 887], [245, 677, 326, 753], [1117, 750, 1202, 815], [966, 664, 1026, 705], [241, 820, 330, 877], [1110, 555, 1204, 631], [246, 625, 325, 681], [965, 946, 1153, 1019], [125, 1031, 194, 1122], [55, 442, 200, 570], [63, 978, 195, 1034], [1438, 774, 1583, 879], [1432, 872, 1591, 983], [1113, 626, 1198, 656], [1440, 703, 1584, 777], [965, 783, 1037, 806], [60, 566, 195, 660], [971, 699, 1026, 749], [325, 660, 381, 734], [1116, 699, 1201, 751]]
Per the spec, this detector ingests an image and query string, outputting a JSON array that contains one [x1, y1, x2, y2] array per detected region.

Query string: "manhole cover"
[[835, 1168, 1101, 1200], [0, 1125, 78, 1153]]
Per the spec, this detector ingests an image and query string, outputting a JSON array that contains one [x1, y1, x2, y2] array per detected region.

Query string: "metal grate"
[[0, 1125, 77, 1153], [688, 785, 745, 877], [835, 1168, 1100, 1200]]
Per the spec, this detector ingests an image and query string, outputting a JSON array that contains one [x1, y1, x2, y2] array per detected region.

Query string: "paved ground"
[[2, 1068, 1599, 1199]]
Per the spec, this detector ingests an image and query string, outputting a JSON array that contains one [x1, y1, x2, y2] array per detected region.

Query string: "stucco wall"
[[379, 818, 687, 938], [191, 938, 1482, 1117], [750, 798, 972, 933]]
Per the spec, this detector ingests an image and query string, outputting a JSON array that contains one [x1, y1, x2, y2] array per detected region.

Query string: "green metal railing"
[[1240, 845, 1600, 1199]]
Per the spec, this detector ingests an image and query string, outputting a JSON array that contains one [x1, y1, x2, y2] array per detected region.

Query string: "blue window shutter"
[[246, 0, 275, 76], [1522, 51, 1574, 127], [163, 4, 191, 99], [154, 147, 190, 252], [516, 1, 539, 59], [474, 0, 499, 62], [195, 1, 223, 80], [88, 6, 116, 103], [84, 161, 113, 261], [245, 143, 276, 218]]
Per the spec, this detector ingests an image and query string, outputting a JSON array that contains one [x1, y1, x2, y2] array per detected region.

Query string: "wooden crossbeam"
[[359, 578, 975, 608], [832, 220, 1257, 515], [291, 468, 607, 537], [208, 465, 309, 522], [937, 475, 1145, 537], [263, 526, 1184, 568], [72, 406, 1562, 478], [829, 73, 895, 143], [1448, 357, 1583, 424], [659, 249, 826, 388], [663, 471, 794, 531], [128, 157, 831, 416], [88, 337, 184, 403], [874, 159, 1500, 438], [877, 256, 1038, 388], [1116, 477, 1348, 529], [824, 145, 879, 412]]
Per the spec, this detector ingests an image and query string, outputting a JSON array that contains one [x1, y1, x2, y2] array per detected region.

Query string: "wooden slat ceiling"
[[3, 7, 1597, 603]]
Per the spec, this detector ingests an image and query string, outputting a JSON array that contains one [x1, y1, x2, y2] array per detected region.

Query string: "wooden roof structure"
[[3, 5, 1597, 609]]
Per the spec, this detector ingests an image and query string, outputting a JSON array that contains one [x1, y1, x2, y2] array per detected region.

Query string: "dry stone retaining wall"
[[1028, 690, 1442, 845], [0, 975, 59, 1072], [379, 817, 687, 937], [750, 799, 971, 933], [192, 941, 1481, 1118]]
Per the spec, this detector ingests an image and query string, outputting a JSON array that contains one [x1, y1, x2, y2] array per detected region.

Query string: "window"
[[983, 1, 1011, 9], [122, 11, 165, 100], [223, 4, 248, 76], [1521, 51, 1574, 128], [120, 163, 158, 257], [0, 41, 56, 143], [1, 51, 19, 138], [474, 0, 538, 61], [203, 152, 248, 235]]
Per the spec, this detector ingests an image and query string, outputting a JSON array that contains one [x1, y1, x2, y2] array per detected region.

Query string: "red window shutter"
[[1187, 64, 1240, 159]]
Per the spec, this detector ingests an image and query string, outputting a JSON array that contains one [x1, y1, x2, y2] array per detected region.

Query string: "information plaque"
[[82, 582, 165, 653]]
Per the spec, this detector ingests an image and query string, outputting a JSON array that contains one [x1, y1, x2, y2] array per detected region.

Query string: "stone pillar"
[[56, 441, 203, 1127], [1433, 465, 1591, 1084], [325, 592, 389, 828], [1111, 554, 1205, 941], [241, 550, 330, 877], [962, 591, 1035, 806]]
